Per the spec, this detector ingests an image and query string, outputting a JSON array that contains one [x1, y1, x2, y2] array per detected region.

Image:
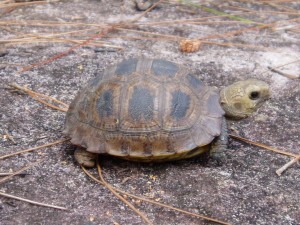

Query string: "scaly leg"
[[210, 118, 228, 165]]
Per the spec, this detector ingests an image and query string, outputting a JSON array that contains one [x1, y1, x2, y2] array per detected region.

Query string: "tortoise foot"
[[74, 148, 98, 167], [209, 151, 227, 166]]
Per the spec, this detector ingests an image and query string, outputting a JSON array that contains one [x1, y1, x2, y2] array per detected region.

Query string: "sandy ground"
[[0, 1, 299, 224]]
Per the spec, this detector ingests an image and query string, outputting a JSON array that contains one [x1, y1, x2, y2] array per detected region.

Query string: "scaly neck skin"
[[219, 79, 271, 119]]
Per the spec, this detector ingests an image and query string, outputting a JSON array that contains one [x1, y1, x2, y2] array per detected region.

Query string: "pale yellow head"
[[220, 79, 270, 119]]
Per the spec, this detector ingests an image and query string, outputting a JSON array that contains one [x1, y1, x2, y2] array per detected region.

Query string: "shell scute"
[[115, 58, 138, 76], [151, 59, 179, 77], [187, 73, 202, 89]]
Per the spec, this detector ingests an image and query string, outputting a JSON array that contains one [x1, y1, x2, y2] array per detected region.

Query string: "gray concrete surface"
[[0, 1, 299, 224]]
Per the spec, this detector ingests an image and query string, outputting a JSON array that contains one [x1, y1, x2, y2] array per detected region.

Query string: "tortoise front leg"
[[210, 118, 228, 165], [74, 148, 98, 167]]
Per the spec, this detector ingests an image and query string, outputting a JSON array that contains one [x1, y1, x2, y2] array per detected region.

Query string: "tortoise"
[[63, 58, 270, 167]]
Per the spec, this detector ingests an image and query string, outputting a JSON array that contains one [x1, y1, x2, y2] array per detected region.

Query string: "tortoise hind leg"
[[210, 118, 228, 165], [74, 147, 98, 168]]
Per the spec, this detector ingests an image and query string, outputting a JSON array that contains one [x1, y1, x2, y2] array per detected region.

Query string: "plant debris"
[[179, 39, 201, 53]]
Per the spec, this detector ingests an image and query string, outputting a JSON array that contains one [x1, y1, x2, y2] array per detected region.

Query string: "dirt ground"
[[0, 1, 299, 225]]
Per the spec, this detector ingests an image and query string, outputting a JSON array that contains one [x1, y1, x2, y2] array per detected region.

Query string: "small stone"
[[0, 48, 8, 57], [89, 215, 95, 222], [254, 114, 268, 122]]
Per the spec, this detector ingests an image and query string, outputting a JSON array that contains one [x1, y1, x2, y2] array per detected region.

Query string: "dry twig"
[[276, 156, 300, 176]]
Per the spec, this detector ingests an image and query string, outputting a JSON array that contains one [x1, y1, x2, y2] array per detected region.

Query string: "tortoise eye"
[[249, 91, 260, 100]]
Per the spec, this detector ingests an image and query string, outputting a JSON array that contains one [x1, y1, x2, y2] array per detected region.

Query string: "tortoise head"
[[220, 79, 270, 119]]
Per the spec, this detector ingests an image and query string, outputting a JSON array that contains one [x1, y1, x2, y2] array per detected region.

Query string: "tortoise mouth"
[[220, 102, 249, 119]]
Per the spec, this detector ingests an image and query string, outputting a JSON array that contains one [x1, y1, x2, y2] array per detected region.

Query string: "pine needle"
[[0, 157, 67, 210], [81, 166, 232, 225], [0, 172, 28, 176], [0, 158, 44, 185], [17, 26, 115, 73], [229, 134, 297, 157], [95, 162, 153, 225], [0, 191, 68, 210], [0, 139, 68, 160], [0, 1, 51, 9], [268, 67, 299, 79], [15, 0, 164, 74], [229, 134, 299, 175], [8, 83, 69, 112], [259, 59, 300, 76], [177, 0, 256, 23]]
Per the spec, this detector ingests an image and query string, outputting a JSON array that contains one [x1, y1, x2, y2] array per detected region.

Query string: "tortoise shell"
[[64, 58, 225, 162]]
